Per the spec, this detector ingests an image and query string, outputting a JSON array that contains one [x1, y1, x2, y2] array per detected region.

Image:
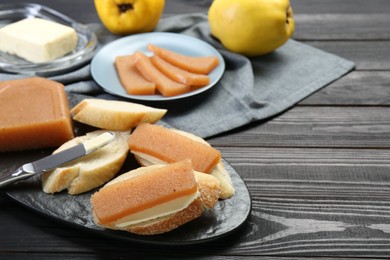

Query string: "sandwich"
[[42, 130, 129, 195], [90, 159, 220, 235], [128, 123, 235, 199]]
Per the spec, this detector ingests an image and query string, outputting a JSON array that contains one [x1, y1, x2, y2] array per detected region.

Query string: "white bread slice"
[[42, 130, 129, 195], [71, 99, 167, 131], [131, 127, 235, 199], [193, 171, 221, 209], [91, 161, 221, 235]]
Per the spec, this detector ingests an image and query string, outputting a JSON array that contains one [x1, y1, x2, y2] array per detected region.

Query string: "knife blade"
[[0, 132, 115, 188]]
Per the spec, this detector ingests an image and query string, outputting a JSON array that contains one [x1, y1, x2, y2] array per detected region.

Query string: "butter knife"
[[0, 132, 115, 188]]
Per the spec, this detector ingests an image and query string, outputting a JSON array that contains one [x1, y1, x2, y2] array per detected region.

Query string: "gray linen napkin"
[[0, 13, 355, 139]]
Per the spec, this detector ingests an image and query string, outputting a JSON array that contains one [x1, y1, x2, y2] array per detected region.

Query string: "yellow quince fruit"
[[208, 0, 295, 56], [94, 0, 165, 35]]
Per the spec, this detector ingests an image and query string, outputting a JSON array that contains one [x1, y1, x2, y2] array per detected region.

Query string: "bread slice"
[[128, 124, 235, 199], [91, 160, 220, 235], [42, 130, 129, 195], [71, 99, 167, 131], [193, 171, 221, 209]]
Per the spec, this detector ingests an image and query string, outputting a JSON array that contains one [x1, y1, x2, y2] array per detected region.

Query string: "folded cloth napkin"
[[0, 13, 355, 139]]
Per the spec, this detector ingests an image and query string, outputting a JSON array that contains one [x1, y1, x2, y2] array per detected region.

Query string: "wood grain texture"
[[209, 106, 390, 148], [305, 41, 390, 70], [291, 0, 390, 14], [2, 0, 390, 259], [301, 71, 390, 105], [222, 147, 390, 256], [294, 14, 390, 40]]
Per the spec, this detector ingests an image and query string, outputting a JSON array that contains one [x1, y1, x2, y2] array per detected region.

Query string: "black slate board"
[[4, 157, 251, 245], [1, 94, 251, 244]]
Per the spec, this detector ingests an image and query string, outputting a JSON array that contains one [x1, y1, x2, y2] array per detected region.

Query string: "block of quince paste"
[[0, 77, 74, 152], [0, 18, 78, 63]]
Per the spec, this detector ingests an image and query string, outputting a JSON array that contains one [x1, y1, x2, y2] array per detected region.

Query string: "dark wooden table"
[[2, 0, 390, 258]]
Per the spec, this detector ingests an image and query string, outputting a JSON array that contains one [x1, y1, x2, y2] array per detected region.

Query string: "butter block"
[[0, 77, 74, 152], [0, 18, 78, 63]]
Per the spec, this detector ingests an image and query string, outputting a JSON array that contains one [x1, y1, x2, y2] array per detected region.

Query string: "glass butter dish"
[[0, 3, 98, 75]]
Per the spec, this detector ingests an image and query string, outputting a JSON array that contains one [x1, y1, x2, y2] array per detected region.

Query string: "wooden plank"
[[165, 0, 210, 15], [294, 14, 390, 40], [304, 41, 390, 70], [23, 1, 99, 24], [221, 147, 390, 257], [220, 147, 390, 166], [301, 71, 390, 105], [291, 0, 390, 14], [28, 0, 390, 19], [13, 0, 212, 24], [209, 107, 390, 148]]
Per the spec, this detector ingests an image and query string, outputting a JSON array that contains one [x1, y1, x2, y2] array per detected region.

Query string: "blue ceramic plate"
[[91, 32, 225, 101]]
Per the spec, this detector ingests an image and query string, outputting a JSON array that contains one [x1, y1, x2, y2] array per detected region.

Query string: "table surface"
[[2, 0, 390, 259]]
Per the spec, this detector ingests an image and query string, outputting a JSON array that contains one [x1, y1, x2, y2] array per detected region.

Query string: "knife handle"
[[0, 167, 34, 188]]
